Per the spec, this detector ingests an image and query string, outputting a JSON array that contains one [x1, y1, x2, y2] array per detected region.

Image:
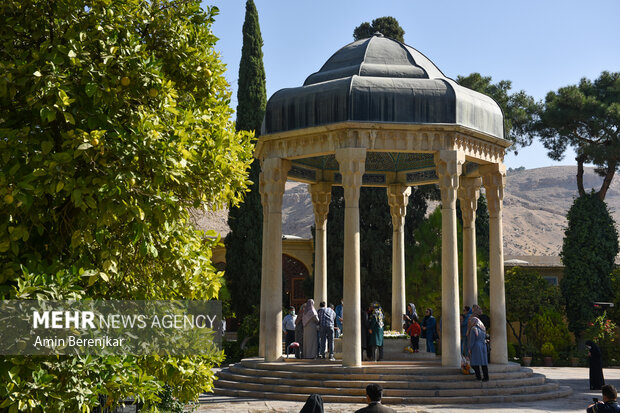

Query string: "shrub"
[[541, 342, 556, 358], [524, 309, 571, 356]]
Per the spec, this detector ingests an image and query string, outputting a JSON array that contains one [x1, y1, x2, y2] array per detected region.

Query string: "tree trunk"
[[598, 160, 617, 201], [576, 155, 586, 197]]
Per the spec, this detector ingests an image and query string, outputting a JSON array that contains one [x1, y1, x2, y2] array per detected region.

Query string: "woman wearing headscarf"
[[467, 316, 489, 381], [302, 299, 319, 359], [421, 308, 437, 353], [368, 302, 385, 361], [586, 340, 605, 390], [294, 302, 305, 358], [403, 303, 418, 331], [299, 393, 324, 413]]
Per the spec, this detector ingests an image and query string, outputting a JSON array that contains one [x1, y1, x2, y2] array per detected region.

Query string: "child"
[[406, 318, 421, 352]]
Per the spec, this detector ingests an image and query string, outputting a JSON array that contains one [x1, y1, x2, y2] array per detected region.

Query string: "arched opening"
[[282, 253, 310, 310]]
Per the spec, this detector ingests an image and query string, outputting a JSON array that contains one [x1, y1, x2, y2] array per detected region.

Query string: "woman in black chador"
[[586, 340, 605, 390]]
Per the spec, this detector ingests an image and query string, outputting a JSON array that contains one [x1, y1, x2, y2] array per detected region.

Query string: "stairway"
[[213, 358, 571, 404]]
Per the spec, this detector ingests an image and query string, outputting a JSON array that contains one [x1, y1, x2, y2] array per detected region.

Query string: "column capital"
[[259, 158, 291, 214], [458, 177, 482, 228], [434, 150, 465, 209], [335, 148, 366, 204], [310, 182, 332, 231], [480, 164, 506, 218], [387, 184, 411, 229]]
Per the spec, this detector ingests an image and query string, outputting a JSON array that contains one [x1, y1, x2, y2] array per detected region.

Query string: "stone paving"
[[198, 367, 620, 413]]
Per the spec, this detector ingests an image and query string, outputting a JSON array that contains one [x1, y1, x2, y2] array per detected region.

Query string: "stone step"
[[213, 385, 572, 404], [228, 364, 532, 382], [215, 378, 558, 397], [217, 369, 546, 390], [239, 358, 524, 375]]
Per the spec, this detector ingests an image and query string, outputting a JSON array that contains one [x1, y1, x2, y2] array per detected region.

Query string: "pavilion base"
[[213, 358, 571, 404]]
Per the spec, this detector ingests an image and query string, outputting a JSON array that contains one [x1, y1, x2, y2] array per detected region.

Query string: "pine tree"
[[560, 193, 618, 339], [224, 0, 267, 319]]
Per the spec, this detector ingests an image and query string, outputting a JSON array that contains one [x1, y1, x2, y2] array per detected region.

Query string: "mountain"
[[195, 166, 620, 257]]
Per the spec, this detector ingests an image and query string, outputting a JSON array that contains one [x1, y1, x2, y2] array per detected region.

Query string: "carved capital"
[[310, 182, 332, 231], [458, 177, 482, 228], [335, 148, 366, 205], [387, 184, 411, 229], [434, 150, 465, 209], [480, 164, 506, 218], [259, 158, 291, 214]]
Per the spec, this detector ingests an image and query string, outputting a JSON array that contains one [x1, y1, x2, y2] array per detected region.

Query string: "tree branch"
[[576, 155, 586, 197], [598, 160, 617, 201]]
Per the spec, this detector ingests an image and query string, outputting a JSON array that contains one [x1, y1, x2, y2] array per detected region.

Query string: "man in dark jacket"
[[587, 385, 620, 413], [354, 384, 396, 413]]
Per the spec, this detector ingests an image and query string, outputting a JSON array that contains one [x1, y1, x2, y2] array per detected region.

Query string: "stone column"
[[310, 182, 332, 307], [435, 150, 464, 368], [258, 170, 268, 358], [335, 147, 366, 367], [387, 184, 411, 333], [481, 164, 508, 364], [458, 177, 482, 309], [259, 157, 291, 361]]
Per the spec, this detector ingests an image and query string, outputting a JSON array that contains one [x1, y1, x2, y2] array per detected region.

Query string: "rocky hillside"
[[195, 166, 620, 256]]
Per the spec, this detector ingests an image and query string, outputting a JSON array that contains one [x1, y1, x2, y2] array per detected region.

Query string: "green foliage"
[[507, 342, 517, 359], [541, 342, 556, 358], [505, 266, 561, 353], [535, 71, 619, 199], [0, 0, 252, 410], [609, 268, 620, 326], [456, 73, 537, 151], [237, 306, 260, 348], [524, 309, 572, 356], [405, 205, 464, 317], [560, 193, 619, 337], [353, 17, 405, 42], [224, 0, 266, 320], [586, 311, 617, 366], [325, 186, 433, 312]]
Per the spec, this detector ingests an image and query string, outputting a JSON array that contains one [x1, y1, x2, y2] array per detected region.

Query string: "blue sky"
[[207, 0, 620, 170]]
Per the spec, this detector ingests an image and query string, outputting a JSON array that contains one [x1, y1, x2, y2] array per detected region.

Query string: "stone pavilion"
[[255, 34, 510, 368]]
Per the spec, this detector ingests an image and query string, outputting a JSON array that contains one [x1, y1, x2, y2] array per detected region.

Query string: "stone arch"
[[282, 253, 310, 310]]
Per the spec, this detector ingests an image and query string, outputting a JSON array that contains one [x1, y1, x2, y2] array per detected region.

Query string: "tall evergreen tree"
[[325, 185, 433, 317], [560, 193, 619, 339], [224, 0, 266, 319]]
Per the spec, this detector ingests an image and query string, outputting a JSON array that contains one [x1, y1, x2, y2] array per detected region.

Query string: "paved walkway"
[[198, 367, 620, 413]]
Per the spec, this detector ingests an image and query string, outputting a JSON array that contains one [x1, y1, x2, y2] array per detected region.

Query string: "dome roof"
[[262, 35, 504, 139]]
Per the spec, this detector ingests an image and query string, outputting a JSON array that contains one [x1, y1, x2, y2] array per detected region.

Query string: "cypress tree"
[[224, 0, 266, 319], [560, 192, 619, 339]]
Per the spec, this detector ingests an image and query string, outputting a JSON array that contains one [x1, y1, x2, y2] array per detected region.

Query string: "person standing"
[[302, 299, 319, 359], [317, 301, 336, 360], [335, 299, 344, 338], [361, 305, 369, 361], [368, 303, 385, 361], [461, 306, 471, 355], [586, 340, 605, 390], [295, 302, 305, 358], [405, 317, 421, 352], [421, 308, 436, 353], [467, 316, 489, 381], [282, 306, 297, 355], [403, 303, 417, 331]]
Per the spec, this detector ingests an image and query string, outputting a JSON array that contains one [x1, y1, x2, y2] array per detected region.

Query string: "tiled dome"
[[263, 34, 504, 139]]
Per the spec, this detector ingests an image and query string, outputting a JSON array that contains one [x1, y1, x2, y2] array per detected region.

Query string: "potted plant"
[[541, 342, 555, 367], [521, 343, 535, 367]]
